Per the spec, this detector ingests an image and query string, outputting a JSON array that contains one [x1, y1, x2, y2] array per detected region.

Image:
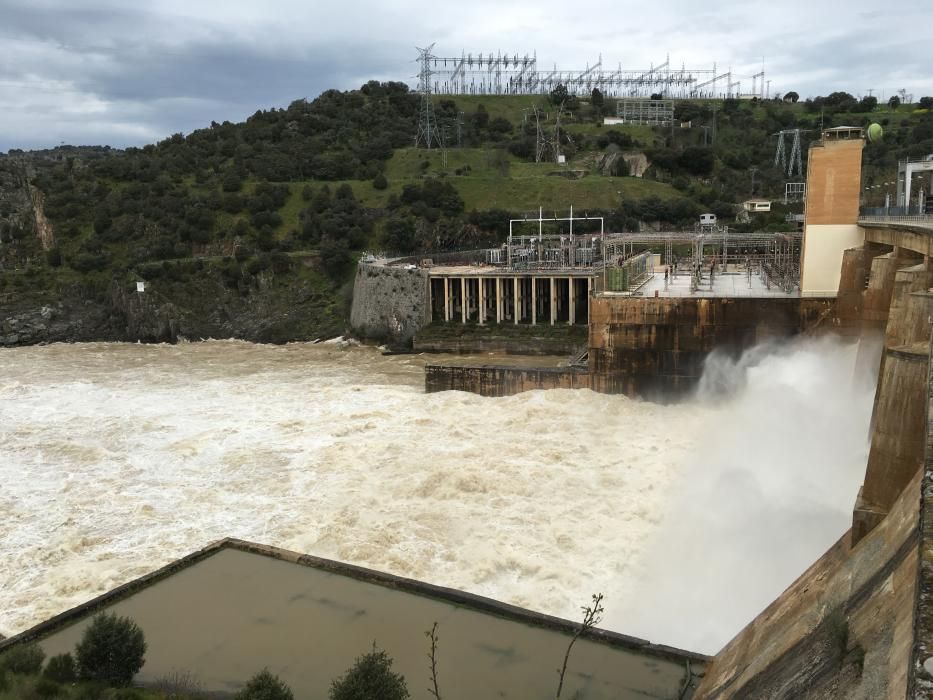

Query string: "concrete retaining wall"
[[414, 336, 581, 354], [349, 262, 430, 346], [425, 364, 591, 396], [854, 263, 933, 539]]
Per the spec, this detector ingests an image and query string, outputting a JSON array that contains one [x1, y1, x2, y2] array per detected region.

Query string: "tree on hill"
[[888, 95, 901, 110], [591, 87, 605, 109], [824, 91, 858, 112], [919, 96, 933, 110], [549, 83, 569, 106], [470, 105, 489, 130], [783, 91, 799, 103], [678, 146, 716, 176], [858, 96, 878, 112], [383, 215, 417, 253]]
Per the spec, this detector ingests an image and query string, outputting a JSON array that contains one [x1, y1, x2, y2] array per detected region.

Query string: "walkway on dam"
[[858, 214, 933, 232], [634, 270, 798, 298]]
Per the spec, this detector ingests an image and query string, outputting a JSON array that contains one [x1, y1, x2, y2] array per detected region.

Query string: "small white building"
[[742, 198, 772, 213]]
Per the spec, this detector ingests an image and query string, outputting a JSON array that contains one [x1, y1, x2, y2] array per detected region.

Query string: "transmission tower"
[[415, 43, 439, 149], [773, 129, 804, 177]]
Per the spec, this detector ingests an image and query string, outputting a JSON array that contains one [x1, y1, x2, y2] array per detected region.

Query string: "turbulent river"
[[0, 338, 876, 653]]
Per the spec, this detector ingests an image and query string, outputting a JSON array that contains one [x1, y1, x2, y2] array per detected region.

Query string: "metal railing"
[[859, 212, 933, 228], [860, 206, 929, 217]]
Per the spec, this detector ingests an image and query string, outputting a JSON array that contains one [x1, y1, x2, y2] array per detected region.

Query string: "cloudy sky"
[[2, 0, 931, 152]]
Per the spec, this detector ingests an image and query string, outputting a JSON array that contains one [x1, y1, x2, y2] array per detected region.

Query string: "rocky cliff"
[[1, 259, 349, 346]]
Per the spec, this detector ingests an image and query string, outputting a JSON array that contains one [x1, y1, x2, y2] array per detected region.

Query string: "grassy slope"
[[266, 144, 682, 233], [255, 94, 680, 233]]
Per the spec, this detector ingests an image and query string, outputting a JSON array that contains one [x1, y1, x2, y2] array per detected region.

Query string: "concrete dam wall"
[[587, 296, 836, 398]]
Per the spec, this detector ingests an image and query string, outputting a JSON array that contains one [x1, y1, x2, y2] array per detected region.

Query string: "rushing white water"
[[0, 338, 875, 653]]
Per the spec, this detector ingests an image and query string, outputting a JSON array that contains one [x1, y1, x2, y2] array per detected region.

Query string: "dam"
[[347, 125, 933, 696], [3, 127, 933, 698]]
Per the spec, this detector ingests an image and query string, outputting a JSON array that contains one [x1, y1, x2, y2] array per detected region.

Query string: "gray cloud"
[[1, 0, 931, 151]]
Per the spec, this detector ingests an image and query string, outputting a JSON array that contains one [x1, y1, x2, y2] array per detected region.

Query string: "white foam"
[[0, 338, 873, 654], [0, 342, 694, 639]]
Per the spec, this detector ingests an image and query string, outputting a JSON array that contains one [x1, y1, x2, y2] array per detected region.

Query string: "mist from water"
[[608, 334, 878, 653], [0, 336, 876, 655]]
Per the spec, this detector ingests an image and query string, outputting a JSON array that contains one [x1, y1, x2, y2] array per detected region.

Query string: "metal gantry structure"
[[480, 209, 802, 294], [600, 228, 802, 293], [416, 46, 765, 99], [774, 129, 806, 178], [486, 207, 606, 270]]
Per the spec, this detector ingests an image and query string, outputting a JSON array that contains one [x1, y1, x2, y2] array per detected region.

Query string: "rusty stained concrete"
[[856, 262, 933, 536], [425, 363, 591, 396], [586, 295, 836, 398]]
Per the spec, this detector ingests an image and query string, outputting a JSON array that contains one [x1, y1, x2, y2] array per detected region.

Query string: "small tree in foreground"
[[235, 668, 294, 700], [0, 642, 45, 675], [44, 653, 76, 683], [75, 613, 146, 687], [330, 644, 410, 700]]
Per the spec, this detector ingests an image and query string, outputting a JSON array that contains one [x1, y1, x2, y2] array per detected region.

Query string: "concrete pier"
[[427, 268, 595, 327]]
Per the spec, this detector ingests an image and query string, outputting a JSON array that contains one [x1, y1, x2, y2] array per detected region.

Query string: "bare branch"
[[425, 621, 442, 700], [556, 593, 604, 700]]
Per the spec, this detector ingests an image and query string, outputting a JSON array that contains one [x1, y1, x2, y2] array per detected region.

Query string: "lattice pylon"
[[416, 44, 439, 149]]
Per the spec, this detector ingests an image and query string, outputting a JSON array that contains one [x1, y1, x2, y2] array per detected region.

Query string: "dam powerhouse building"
[[4, 128, 933, 698]]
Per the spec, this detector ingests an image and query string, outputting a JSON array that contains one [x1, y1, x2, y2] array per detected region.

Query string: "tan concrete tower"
[[800, 126, 866, 295]]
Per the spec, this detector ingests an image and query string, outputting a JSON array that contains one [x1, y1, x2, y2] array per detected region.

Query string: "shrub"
[[110, 689, 144, 700], [330, 647, 409, 700], [73, 681, 107, 700], [75, 613, 146, 687], [0, 642, 45, 675], [372, 173, 388, 190], [43, 653, 76, 683], [34, 678, 64, 698], [153, 669, 203, 696], [235, 668, 294, 700]]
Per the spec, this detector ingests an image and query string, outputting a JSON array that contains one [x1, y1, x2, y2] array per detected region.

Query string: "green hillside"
[[0, 83, 931, 342]]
